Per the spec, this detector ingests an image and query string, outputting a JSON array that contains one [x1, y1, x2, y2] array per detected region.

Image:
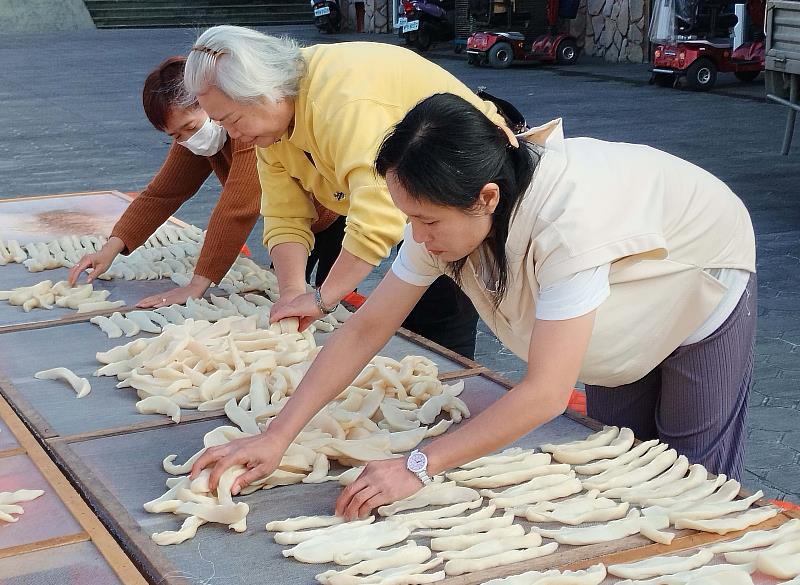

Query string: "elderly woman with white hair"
[[68, 55, 340, 305], [182, 25, 510, 358]]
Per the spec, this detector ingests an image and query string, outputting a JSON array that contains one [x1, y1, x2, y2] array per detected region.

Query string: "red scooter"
[[466, 0, 580, 68], [649, 0, 765, 90]]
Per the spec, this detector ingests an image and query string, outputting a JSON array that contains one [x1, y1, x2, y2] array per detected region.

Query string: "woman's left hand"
[[335, 458, 423, 520], [137, 284, 204, 309], [270, 291, 322, 331]]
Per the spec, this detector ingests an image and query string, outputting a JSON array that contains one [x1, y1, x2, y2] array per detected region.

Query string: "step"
[[92, 13, 312, 28], [85, 1, 309, 10], [84, 0, 309, 6], [89, 5, 308, 17], [84, 0, 313, 28]]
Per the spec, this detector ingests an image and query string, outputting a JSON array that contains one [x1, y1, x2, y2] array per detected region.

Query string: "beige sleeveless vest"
[[452, 119, 755, 387]]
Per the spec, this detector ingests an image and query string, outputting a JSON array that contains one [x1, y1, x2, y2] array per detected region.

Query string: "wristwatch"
[[313, 287, 337, 315], [406, 449, 432, 485]]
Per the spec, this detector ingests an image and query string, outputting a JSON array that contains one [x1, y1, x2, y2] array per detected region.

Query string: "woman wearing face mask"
[[181, 26, 513, 357], [191, 93, 756, 519], [68, 56, 339, 306]]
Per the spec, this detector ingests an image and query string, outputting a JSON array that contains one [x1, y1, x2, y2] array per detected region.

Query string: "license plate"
[[314, 6, 330, 16], [402, 20, 420, 33], [398, 16, 407, 26]]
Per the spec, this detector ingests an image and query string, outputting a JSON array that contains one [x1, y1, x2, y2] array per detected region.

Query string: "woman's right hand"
[[68, 237, 125, 286], [190, 433, 284, 495], [270, 290, 322, 332]]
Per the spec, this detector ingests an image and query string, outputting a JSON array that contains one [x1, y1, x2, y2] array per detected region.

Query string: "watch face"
[[407, 451, 427, 473]]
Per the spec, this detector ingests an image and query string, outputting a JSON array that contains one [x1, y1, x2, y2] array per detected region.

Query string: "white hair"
[[184, 25, 305, 105]]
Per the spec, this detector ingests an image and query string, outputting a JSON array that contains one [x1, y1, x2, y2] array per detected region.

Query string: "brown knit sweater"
[[112, 138, 338, 284]]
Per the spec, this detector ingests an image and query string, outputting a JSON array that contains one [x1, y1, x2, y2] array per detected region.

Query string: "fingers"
[[68, 257, 92, 286], [270, 294, 320, 325], [67, 266, 80, 287], [357, 492, 386, 520], [231, 464, 273, 496], [135, 294, 162, 309], [87, 262, 108, 284], [339, 484, 380, 521], [190, 445, 228, 480], [298, 316, 315, 331], [208, 452, 243, 493], [136, 288, 186, 309], [269, 302, 293, 324], [336, 471, 369, 517]]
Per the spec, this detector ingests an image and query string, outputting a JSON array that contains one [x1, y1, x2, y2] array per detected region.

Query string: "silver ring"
[[161, 298, 167, 303]]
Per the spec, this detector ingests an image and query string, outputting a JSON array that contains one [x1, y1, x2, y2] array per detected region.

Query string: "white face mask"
[[179, 117, 228, 156]]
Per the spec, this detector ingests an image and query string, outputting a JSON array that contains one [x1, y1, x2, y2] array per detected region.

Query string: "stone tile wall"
[[569, 0, 649, 62], [341, 0, 391, 33]]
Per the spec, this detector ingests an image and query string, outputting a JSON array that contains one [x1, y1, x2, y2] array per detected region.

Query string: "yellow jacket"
[[258, 42, 503, 266]]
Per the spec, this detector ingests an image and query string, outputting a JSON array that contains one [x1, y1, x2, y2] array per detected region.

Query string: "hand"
[[68, 237, 125, 286], [335, 458, 423, 520], [190, 433, 283, 495], [136, 279, 209, 309], [270, 290, 322, 331]]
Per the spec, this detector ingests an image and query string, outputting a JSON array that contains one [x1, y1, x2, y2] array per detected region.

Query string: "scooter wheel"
[[487, 42, 513, 69], [685, 58, 717, 91], [555, 38, 579, 65]]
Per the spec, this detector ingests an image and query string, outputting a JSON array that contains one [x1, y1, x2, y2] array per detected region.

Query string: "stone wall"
[[341, 0, 390, 33], [0, 0, 95, 32], [568, 0, 649, 63]]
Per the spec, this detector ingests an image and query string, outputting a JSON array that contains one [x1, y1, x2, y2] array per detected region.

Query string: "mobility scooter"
[[649, 0, 765, 90], [465, 0, 581, 68]]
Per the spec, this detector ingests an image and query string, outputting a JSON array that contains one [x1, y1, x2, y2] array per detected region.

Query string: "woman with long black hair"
[[192, 93, 756, 520]]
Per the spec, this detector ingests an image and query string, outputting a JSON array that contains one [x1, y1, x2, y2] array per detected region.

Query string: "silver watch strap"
[[415, 469, 432, 485]]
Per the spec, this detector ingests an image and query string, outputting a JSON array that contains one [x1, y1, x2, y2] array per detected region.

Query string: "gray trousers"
[[585, 273, 757, 481]]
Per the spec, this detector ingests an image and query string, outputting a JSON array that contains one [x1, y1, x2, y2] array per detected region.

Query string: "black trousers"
[[402, 274, 479, 360], [306, 217, 479, 359], [306, 216, 346, 287]]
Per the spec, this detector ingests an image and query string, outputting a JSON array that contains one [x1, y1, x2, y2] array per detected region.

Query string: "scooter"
[[649, 0, 764, 90], [311, 0, 342, 33], [465, 0, 580, 68], [398, 0, 455, 52]]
